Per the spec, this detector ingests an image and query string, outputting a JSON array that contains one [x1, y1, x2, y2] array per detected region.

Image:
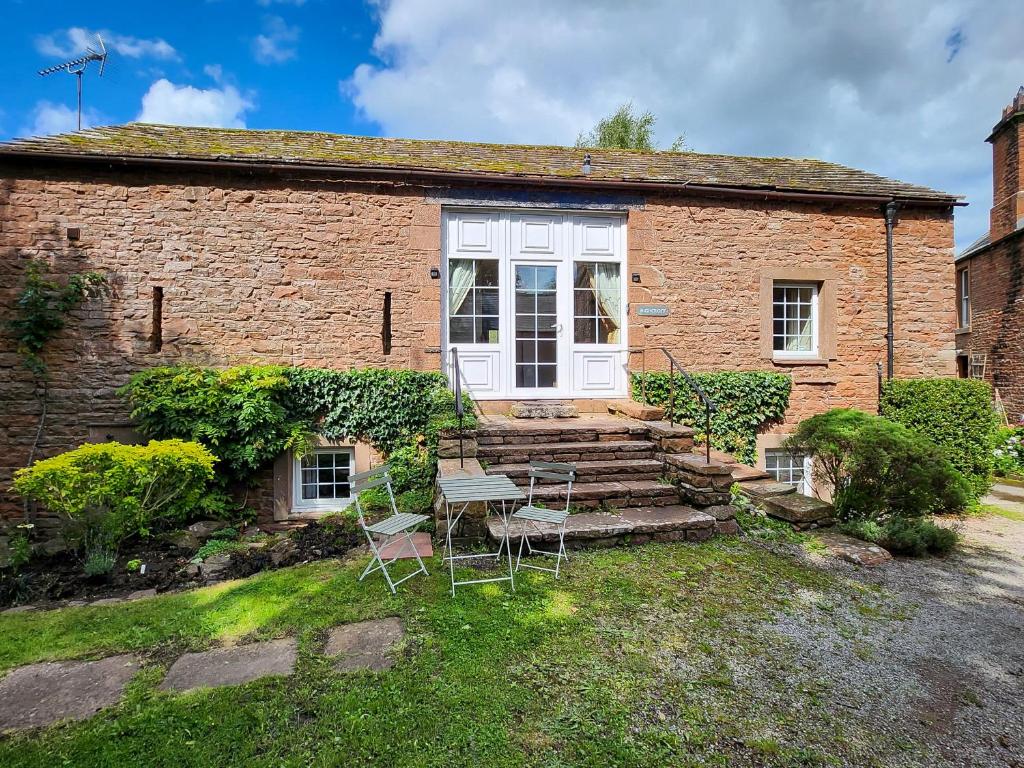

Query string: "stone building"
[[955, 87, 1024, 423], [0, 124, 960, 527]]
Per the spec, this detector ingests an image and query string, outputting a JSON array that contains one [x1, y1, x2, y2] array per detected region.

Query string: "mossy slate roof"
[[0, 122, 956, 202]]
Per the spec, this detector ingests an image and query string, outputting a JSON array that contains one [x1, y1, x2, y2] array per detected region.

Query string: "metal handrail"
[[448, 348, 471, 468], [628, 347, 718, 464]]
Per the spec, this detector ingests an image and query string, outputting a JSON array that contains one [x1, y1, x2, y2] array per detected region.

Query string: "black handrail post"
[[451, 349, 465, 469], [668, 361, 675, 427], [705, 406, 711, 464]]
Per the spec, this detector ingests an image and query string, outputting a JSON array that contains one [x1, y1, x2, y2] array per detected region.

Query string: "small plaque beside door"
[[635, 304, 670, 317]]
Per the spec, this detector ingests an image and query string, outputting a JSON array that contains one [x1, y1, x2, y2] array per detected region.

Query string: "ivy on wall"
[[633, 371, 792, 464], [119, 365, 474, 500]]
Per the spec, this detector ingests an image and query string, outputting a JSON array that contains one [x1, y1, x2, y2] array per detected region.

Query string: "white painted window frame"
[[292, 447, 356, 512], [958, 267, 971, 328], [765, 448, 814, 496], [772, 282, 819, 359]]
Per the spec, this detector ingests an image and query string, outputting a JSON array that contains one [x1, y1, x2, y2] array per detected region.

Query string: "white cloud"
[[346, 0, 1024, 250], [252, 16, 300, 64], [36, 27, 178, 61], [21, 100, 101, 136], [138, 79, 253, 128]]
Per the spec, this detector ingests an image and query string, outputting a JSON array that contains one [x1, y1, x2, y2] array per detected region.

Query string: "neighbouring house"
[[0, 123, 960, 532], [955, 87, 1024, 423]]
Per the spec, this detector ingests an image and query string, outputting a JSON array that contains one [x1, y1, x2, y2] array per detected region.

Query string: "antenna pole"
[[76, 69, 83, 131]]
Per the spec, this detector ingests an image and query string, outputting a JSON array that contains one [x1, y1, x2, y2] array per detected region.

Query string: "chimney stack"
[[988, 86, 1024, 242]]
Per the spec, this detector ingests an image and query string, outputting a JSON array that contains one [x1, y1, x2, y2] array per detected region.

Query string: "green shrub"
[[632, 371, 791, 464], [880, 378, 998, 499], [840, 516, 957, 557], [119, 366, 311, 488], [12, 440, 216, 550], [785, 409, 971, 522], [992, 426, 1024, 477]]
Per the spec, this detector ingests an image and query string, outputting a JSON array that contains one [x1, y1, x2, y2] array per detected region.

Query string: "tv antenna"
[[38, 34, 108, 131]]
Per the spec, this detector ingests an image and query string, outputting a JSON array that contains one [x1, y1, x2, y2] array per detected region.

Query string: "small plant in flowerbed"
[[784, 408, 968, 556], [730, 485, 808, 545]]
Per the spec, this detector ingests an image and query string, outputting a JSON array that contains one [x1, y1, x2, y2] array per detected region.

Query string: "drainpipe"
[[883, 201, 900, 379]]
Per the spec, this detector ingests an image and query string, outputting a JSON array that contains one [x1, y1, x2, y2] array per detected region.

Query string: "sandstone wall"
[[0, 163, 956, 528], [955, 233, 1024, 422]]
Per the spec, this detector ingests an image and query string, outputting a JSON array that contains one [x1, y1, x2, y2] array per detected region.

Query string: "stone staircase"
[[453, 414, 731, 547]]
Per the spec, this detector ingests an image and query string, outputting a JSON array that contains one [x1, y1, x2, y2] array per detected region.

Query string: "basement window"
[[765, 449, 813, 495], [292, 448, 354, 511]]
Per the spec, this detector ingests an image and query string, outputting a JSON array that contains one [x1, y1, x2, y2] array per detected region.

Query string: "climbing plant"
[[632, 371, 791, 464], [6, 258, 108, 472], [119, 365, 474, 500]]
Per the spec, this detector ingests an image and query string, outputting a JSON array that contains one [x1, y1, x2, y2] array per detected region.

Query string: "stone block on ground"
[[510, 402, 579, 419], [737, 479, 798, 500], [762, 493, 834, 525], [729, 464, 770, 482], [159, 638, 297, 693], [325, 618, 405, 672], [0, 655, 139, 731], [608, 400, 665, 421], [817, 532, 893, 566], [715, 519, 741, 536], [187, 520, 232, 542], [619, 506, 714, 534], [378, 532, 433, 560], [703, 504, 738, 521]]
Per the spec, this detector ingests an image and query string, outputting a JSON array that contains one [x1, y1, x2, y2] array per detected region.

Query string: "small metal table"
[[437, 474, 526, 597]]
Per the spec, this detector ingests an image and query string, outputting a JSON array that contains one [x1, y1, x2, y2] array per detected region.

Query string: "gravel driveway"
[[770, 503, 1024, 767]]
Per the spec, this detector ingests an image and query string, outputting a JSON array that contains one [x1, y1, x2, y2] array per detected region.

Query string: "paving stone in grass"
[[0, 655, 140, 732], [325, 618, 404, 672], [159, 639, 297, 693]]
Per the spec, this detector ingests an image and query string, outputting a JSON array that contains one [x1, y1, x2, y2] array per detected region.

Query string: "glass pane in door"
[[514, 264, 558, 388]]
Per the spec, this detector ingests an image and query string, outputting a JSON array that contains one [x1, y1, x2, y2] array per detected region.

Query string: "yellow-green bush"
[[13, 440, 216, 549]]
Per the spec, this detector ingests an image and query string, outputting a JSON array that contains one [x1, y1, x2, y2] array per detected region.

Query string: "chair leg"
[[515, 519, 527, 573], [554, 522, 568, 579], [407, 528, 429, 577]]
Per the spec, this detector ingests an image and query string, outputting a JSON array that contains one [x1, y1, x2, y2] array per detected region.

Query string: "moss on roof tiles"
[[0, 122, 958, 201]]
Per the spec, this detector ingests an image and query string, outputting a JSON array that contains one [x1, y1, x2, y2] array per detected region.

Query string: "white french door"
[[510, 261, 568, 397], [443, 209, 626, 400]]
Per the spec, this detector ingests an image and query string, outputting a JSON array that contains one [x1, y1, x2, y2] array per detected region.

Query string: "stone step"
[[762, 493, 835, 530], [485, 505, 716, 548], [729, 464, 771, 482], [475, 419, 647, 444], [527, 479, 679, 509], [478, 440, 659, 464], [510, 401, 579, 419], [486, 458, 664, 483], [608, 399, 665, 421]]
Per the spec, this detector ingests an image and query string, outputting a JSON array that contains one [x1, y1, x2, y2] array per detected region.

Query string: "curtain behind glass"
[[448, 259, 474, 317]]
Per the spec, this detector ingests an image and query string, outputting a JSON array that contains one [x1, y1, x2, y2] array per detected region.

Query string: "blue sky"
[[2, 0, 1022, 251]]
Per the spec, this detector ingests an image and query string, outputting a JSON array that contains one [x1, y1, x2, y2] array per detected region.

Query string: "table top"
[[438, 474, 526, 503]]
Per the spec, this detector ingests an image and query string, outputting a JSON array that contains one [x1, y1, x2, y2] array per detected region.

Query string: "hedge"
[[880, 378, 998, 499], [632, 371, 791, 464]]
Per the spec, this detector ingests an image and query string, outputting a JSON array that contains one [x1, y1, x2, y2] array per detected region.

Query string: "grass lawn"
[[0, 539, 907, 767]]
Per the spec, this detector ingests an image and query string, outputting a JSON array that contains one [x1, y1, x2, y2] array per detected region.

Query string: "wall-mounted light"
[[429, 267, 441, 279], [631, 272, 641, 284], [582, 153, 592, 176], [67, 227, 81, 241]]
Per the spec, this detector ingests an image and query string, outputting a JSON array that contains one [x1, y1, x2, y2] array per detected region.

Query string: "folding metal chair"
[[352, 465, 429, 594], [512, 461, 576, 579]]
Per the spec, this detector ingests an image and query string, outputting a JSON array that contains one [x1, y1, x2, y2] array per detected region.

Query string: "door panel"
[[513, 263, 562, 392]]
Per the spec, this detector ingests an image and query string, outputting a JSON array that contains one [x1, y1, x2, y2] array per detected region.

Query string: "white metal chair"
[[352, 465, 429, 594], [512, 461, 576, 579]]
